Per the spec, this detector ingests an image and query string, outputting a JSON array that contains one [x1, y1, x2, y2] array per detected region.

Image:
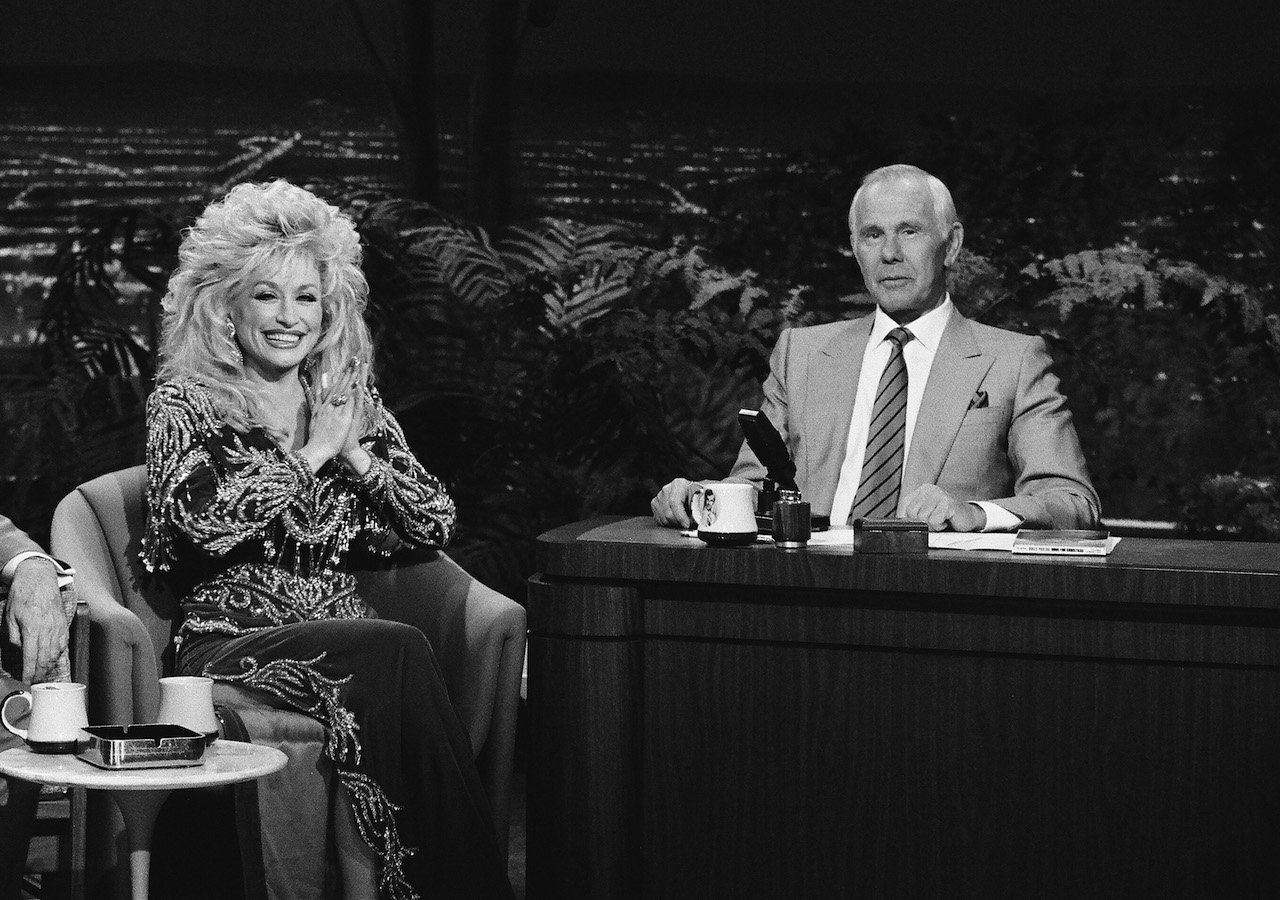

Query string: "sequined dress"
[[141, 378, 512, 899]]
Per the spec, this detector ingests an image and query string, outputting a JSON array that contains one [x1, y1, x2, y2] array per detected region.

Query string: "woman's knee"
[[353, 618, 428, 647], [272, 617, 427, 651], [340, 619, 433, 670]]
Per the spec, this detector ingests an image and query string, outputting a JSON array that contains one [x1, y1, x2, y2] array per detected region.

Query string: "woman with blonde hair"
[[142, 179, 512, 898]]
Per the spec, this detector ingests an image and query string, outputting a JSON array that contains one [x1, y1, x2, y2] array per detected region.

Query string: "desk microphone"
[[737, 409, 798, 493]]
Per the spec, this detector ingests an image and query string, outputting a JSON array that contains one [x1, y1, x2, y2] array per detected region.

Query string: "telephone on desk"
[[737, 409, 830, 532]]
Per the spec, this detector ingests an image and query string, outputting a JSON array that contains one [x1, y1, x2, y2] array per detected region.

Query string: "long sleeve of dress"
[[142, 380, 317, 571], [347, 391, 455, 552], [143, 379, 457, 579]]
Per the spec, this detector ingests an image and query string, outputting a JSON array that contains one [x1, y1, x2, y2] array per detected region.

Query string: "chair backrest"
[[55, 464, 180, 678]]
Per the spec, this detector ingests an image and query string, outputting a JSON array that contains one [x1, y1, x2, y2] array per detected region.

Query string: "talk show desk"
[[526, 517, 1280, 898]]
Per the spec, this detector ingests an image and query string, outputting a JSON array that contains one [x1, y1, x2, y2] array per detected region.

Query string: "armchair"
[[50, 465, 526, 894]]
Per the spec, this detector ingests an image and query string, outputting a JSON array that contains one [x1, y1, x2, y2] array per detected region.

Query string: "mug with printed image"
[[691, 482, 758, 546]]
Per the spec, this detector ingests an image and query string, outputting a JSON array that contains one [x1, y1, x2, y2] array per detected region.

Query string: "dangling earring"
[[224, 317, 243, 365]]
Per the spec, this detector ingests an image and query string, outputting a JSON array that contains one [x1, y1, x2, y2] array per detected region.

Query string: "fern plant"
[[1182, 474, 1280, 541], [348, 196, 786, 595], [0, 208, 173, 541], [1012, 245, 1280, 527]]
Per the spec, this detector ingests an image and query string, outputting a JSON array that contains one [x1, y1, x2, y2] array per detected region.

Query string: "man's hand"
[[901, 484, 986, 533], [651, 478, 702, 529], [4, 556, 66, 683]]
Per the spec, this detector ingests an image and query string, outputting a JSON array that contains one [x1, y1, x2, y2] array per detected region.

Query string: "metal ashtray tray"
[[77, 724, 207, 770]]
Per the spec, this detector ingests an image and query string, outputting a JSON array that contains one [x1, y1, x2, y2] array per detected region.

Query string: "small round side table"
[[0, 740, 287, 900]]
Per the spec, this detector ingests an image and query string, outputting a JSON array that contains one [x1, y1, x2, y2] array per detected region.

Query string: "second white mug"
[[156, 676, 220, 745]]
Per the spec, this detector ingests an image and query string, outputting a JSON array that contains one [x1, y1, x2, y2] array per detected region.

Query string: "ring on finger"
[[330, 394, 349, 407]]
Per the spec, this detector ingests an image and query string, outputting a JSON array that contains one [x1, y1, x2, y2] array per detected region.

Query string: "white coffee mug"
[[692, 481, 758, 546], [1, 681, 89, 753], [156, 676, 220, 745]]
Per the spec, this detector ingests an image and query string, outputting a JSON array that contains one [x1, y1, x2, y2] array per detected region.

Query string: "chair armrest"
[[82, 591, 161, 725], [357, 551, 526, 753], [356, 551, 526, 854], [71, 601, 90, 685], [51, 479, 164, 725]]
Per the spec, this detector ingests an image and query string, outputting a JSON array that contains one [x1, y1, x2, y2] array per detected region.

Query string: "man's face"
[[850, 178, 962, 324]]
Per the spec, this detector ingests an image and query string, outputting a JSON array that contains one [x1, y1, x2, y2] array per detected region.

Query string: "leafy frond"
[[55, 321, 153, 380], [37, 207, 173, 380], [414, 225, 511, 309], [780, 287, 812, 328], [948, 250, 1011, 320], [498, 218, 632, 275], [545, 261, 634, 332], [1025, 246, 1161, 315]]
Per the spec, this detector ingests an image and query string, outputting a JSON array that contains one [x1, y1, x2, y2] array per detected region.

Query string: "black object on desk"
[[772, 490, 812, 549], [737, 409, 797, 492], [739, 409, 830, 532], [756, 512, 831, 533], [852, 516, 928, 553]]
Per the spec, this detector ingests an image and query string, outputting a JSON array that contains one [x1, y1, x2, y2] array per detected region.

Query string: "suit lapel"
[[902, 309, 994, 498], [808, 318, 872, 500]]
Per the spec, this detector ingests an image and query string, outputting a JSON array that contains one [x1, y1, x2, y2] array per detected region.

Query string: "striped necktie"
[[849, 326, 913, 521]]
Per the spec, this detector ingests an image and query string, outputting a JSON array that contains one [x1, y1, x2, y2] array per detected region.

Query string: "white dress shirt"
[[829, 296, 1020, 531]]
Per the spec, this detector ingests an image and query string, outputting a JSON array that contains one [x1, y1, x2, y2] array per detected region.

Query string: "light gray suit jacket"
[[728, 308, 1100, 529]]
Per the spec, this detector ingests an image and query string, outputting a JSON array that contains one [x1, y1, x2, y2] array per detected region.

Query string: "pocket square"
[[968, 389, 989, 410]]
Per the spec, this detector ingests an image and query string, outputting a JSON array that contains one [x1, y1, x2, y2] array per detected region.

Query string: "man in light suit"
[[1, 513, 70, 900], [653, 164, 1099, 532]]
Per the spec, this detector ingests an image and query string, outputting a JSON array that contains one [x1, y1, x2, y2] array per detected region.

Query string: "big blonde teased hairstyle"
[[158, 179, 375, 436]]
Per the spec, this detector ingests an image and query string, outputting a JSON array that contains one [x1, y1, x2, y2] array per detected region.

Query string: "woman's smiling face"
[[229, 253, 324, 382]]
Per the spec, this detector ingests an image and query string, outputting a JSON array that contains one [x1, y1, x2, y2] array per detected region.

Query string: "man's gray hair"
[[849, 164, 959, 233]]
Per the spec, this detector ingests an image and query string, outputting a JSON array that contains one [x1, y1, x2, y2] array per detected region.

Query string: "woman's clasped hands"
[[301, 357, 372, 476]]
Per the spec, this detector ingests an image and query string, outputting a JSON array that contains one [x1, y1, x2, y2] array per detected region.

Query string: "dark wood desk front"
[[527, 517, 1280, 898]]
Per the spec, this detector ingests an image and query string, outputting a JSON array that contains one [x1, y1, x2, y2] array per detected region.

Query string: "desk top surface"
[[0, 740, 287, 790], [537, 516, 1280, 610]]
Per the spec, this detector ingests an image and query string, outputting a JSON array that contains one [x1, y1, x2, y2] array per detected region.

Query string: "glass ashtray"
[[77, 723, 207, 769]]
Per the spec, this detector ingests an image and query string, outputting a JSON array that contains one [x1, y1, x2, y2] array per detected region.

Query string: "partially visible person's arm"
[[1, 517, 68, 683]]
